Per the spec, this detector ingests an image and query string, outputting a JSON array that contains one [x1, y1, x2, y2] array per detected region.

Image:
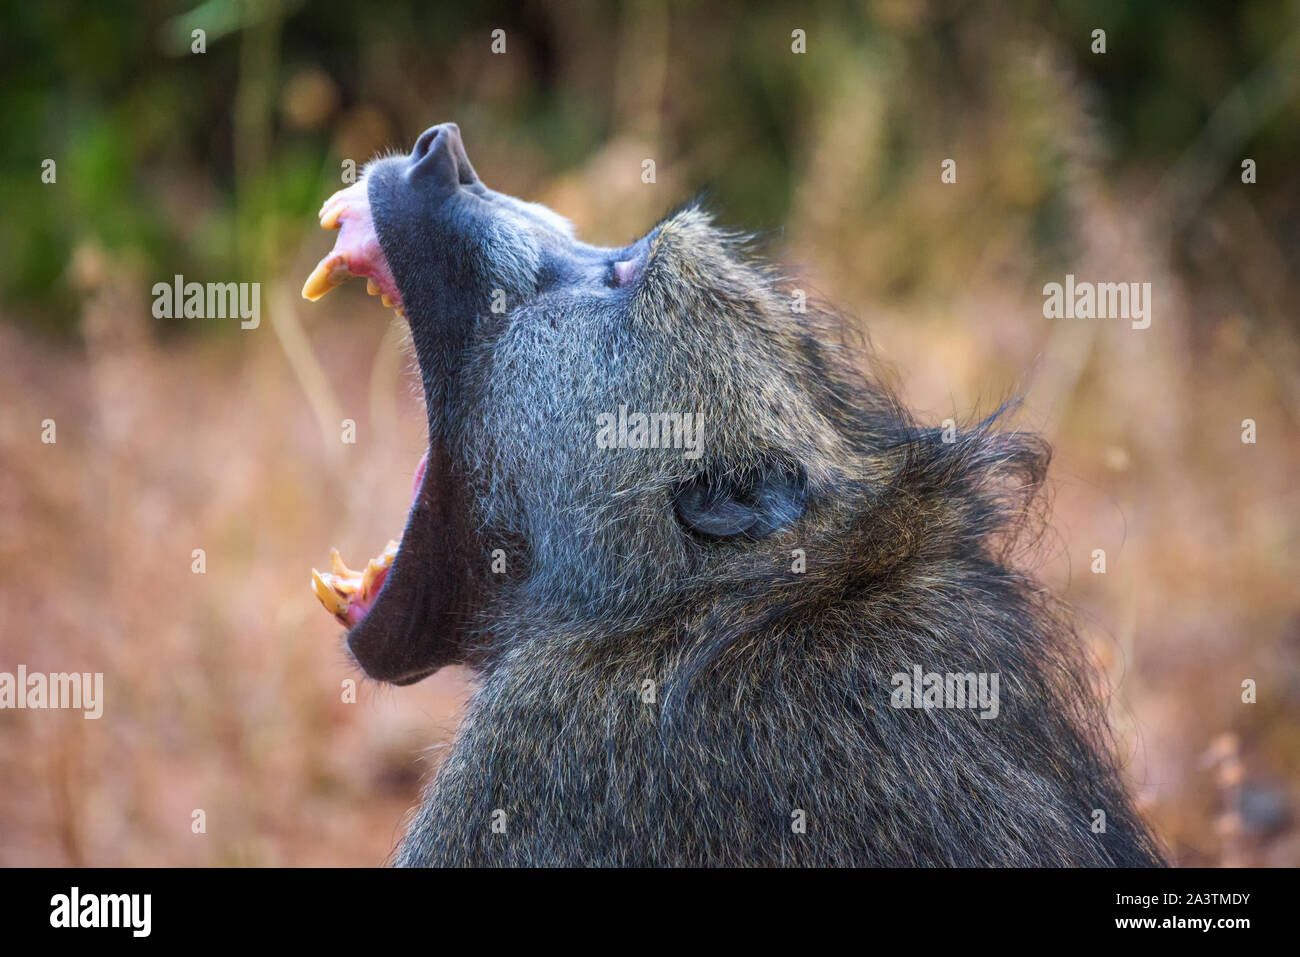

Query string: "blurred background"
[[1, 0, 1298, 866]]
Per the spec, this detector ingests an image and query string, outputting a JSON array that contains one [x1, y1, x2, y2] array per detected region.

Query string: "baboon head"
[[301, 124, 1164, 869], [305, 123, 873, 684]]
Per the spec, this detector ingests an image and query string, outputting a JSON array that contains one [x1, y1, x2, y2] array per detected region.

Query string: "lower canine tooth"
[[311, 568, 348, 618], [362, 559, 383, 594], [329, 547, 357, 577]]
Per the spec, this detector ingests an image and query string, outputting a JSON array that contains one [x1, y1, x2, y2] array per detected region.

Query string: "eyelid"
[[611, 256, 644, 286], [609, 239, 652, 287]]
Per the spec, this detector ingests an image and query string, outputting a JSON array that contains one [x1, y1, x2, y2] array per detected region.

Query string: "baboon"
[[304, 123, 1164, 866]]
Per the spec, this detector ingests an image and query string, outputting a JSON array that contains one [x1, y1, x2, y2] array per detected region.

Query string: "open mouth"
[[300, 123, 494, 685], [303, 180, 405, 315], [309, 451, 428, 628], [302, 178, 418, 634]]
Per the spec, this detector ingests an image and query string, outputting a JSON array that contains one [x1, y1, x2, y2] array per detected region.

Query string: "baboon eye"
[[673, 460, 807, 540]]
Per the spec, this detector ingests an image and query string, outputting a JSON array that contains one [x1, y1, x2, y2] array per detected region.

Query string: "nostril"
[[407, 123, 480, 189], [408, 124, 460, 186], [412, 126, 442, 162]]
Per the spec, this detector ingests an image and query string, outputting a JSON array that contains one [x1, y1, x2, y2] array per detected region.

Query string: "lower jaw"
[[311, 448, 429, 629]]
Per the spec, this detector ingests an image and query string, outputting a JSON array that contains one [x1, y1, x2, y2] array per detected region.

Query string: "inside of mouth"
[[304, 182, 423, 627], [302, 178, 405, 315], [311, 450, 428, 627]]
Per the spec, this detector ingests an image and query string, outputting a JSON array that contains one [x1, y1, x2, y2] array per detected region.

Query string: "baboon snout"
[[407, 122, 480, 187]]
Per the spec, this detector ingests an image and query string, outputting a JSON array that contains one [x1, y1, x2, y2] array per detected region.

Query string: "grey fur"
[[385, 204, 1163, 867]]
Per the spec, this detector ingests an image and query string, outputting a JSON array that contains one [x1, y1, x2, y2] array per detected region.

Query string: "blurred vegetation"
[[1, 1, 1298, 866], [3, 0, 1298, 335]]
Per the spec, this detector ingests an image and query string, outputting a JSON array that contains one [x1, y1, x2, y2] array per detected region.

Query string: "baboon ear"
[[673, 459, 807, 540]]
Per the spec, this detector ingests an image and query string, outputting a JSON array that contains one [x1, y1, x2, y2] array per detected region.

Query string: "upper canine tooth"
[[302, 255, 349, 301], [381, 294, 394, 308], [366, 280, 380, 296]]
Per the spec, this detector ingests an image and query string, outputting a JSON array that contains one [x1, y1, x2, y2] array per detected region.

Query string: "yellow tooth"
[[366, 280, 380, 296], [331, 569, 362, 597], [318, 187, 351, 221], [381, 294, 394, 308], [329, 547, 357, 577], [302, 256, 347, 301], [320, 203, 345, 230], [311, 568, 348, 618], [362, 558, 382, 595], [395, 306, 405, 318]]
